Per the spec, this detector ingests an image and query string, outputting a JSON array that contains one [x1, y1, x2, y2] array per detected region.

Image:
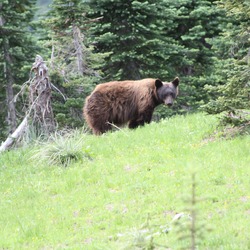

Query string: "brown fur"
[[83, 78, 179, 134]]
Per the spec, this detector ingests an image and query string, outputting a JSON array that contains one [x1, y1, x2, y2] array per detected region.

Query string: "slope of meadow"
[[0, 113, 249, 249]]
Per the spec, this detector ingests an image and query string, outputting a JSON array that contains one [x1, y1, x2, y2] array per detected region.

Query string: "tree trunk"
[[125, 60, 141, 80], [1, 9, 17, 134], [72, 24, 85, 76], [0, 116, 28, 153]]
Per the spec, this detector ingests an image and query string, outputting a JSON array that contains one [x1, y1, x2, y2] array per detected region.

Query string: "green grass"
[[0, 113, 250, 249]]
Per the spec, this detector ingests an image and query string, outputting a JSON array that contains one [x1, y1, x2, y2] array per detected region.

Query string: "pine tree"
[[0, 0, 37, 140], [204, 0, 250, 125], [43, 0, 104, 129], [89, 0, 169, 80], [47, 0, 94, 76], [161, 0, 227, 111]]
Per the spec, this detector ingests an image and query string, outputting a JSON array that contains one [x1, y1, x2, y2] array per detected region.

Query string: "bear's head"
[[155, 77, 179, 107]]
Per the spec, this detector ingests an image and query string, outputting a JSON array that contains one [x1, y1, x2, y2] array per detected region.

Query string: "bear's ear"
[[172, 77, 179, 87], [155, 79, 163, 89]]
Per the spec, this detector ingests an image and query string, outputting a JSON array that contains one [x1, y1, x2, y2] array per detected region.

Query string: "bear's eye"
[[165, 91, 175, 98]]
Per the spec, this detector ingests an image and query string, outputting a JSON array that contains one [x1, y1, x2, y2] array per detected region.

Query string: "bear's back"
[[93, 78, 156, 93]]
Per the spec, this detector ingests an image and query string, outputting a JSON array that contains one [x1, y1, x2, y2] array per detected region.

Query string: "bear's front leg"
[[128, 120, 141, 129], [128, 110, 153, 129]]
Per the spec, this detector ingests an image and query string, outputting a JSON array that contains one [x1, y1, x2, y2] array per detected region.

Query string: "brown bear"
[[83, 77, 179, 134]]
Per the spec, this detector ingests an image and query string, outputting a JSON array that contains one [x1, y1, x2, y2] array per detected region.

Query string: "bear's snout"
[[164, 97, 173, 107]]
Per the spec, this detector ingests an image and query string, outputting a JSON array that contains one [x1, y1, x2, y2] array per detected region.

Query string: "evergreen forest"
[[0, 0, 249, 142]]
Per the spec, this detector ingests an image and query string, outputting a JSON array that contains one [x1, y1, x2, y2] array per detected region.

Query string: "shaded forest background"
[[0, 0, 249, 141]]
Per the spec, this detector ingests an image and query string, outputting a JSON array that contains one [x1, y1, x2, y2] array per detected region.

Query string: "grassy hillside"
[[0, 113, 250, 249]]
